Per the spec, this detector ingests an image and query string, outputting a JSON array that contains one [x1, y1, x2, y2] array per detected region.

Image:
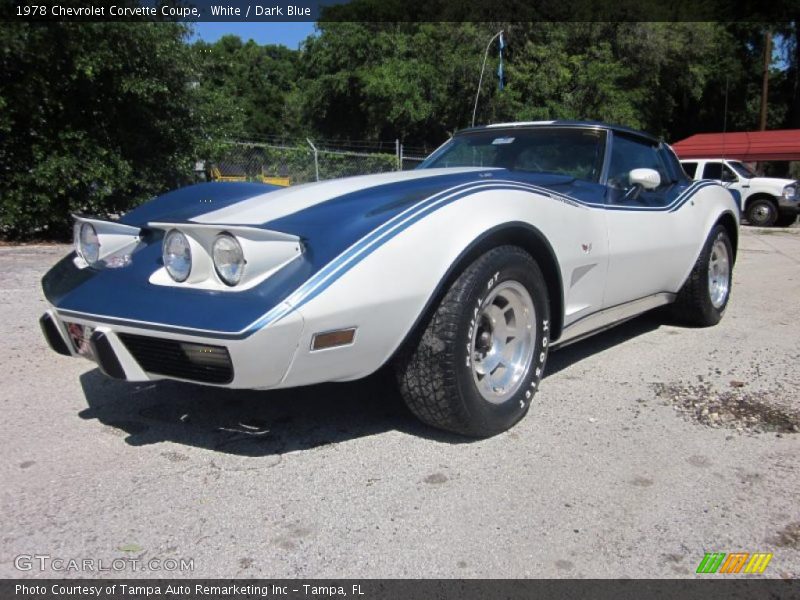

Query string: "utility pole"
[[759, 29, 772, 131]]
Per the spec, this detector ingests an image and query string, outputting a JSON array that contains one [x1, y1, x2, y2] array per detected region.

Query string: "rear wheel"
[[395, 246, 550, 437], [746, 197, 778, 227], [671, 225, 733, 326]]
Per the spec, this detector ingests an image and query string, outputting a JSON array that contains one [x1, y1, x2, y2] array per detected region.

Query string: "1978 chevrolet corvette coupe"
[[40, 121, 739, 436]]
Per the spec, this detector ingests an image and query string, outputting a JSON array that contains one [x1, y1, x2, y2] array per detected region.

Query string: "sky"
[[190, 22, 317, 49]]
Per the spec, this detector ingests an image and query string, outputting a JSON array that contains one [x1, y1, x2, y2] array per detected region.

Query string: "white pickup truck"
[[680, 158, 799, 227]]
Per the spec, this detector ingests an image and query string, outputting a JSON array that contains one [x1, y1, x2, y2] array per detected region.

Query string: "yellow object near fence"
[[209, 165, 246, 182], [259, 176, 291, 187]]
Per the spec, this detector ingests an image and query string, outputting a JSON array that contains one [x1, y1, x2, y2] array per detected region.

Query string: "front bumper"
[[777, 193, 800, 214], [39, 308, 304, 389]]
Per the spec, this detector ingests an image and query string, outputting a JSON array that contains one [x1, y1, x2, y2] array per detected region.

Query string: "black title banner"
[[3, 0, 800, 22], [3, 579, 800, 600]]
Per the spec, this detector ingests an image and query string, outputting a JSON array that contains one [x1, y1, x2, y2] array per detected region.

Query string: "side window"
[[702, 162, 738, 182], [721, 166, 737, 182], [702, 162, 723, 179], [607, 135, 669, 191], [513, 129, 606, 182], [682, 162, 698, 178]]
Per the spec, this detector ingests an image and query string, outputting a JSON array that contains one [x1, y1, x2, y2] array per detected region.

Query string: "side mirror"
[[629, 168, 661, 190]]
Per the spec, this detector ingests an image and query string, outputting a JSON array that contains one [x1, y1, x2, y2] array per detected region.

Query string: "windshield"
[[727, 161, 757, 179], [420, 127, 607, 183]]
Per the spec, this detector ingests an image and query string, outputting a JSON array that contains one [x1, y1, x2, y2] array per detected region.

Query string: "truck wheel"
[[395, 246, 550, 437], [775, 214, 797, 227], [746, 198, 778, 227], [671, 225, 733, 327]]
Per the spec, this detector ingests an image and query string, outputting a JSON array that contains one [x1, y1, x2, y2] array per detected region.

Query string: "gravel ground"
[[0, 226, 798, 579]]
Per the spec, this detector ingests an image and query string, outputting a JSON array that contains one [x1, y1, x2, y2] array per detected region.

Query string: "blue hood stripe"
[[52, 176, 718, 339], [252, 181, 558, 330], [246, 179, 714, 333]]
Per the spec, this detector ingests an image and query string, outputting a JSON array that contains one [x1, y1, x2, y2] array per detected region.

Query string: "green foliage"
[[301, 21, 795, 142], [316, 150, 397, 180], [300, 23, 489, 142], [216, 143, 397, 184], [2, 16, 799, 240], [0, 20, 236, 239], [193, 35, 302, 139], [257, 145, 317, 183]]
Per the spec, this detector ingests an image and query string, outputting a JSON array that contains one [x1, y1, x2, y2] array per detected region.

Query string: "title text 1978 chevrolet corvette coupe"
[[40, 121, 739, 437]]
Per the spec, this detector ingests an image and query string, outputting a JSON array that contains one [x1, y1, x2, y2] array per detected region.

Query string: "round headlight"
[[76, 222, 100, 264], [163, 229, 192, 282], [212, 234, 245, 286]]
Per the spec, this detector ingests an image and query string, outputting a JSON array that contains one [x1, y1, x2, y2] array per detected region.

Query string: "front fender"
[[674, 184, 740, 293], [277, 187, 605, 387]]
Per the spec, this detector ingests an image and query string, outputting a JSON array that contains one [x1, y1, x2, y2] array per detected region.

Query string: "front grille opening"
[[118, 333, 233, 384]]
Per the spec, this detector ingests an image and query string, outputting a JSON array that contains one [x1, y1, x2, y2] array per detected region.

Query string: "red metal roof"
[[671, 129, 800, 161]]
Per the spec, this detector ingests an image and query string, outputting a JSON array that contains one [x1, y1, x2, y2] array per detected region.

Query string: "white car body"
[[679, 158, 799, 225], [41, 122, 739, 398]]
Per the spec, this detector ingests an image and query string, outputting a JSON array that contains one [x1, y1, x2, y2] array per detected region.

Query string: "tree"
[[192, 35, 302, 139], [0, 20, 232, 239], [300, 20, 800, 146], [4, 15, 799, 240], [300, 22, 496, 142]]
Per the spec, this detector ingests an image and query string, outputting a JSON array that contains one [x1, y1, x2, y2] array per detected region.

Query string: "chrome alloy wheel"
[[708, 235, 731, 309], [470, 281, 536, 404]]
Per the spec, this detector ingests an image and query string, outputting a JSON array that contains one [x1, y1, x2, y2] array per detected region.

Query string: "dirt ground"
[[1, 226, 798, 578]]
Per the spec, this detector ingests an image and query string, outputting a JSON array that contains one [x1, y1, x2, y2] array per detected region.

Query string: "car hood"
[[193, 167, 501, 226], [745, 177, 796, 187], [120, 167, 584, 235], [47, 167, 586, 336]]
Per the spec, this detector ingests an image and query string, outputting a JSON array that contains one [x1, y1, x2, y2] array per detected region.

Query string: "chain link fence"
[[199, 138, 434, 186], [400, 145, 428, 171]]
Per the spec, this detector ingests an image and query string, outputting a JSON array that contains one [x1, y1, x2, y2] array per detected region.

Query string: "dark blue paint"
[[119, 182, 282, 227], [49, 172, 519, 336], [44, 171, 711, 338]]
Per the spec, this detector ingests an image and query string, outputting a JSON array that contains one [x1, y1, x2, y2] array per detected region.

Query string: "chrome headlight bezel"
[[75, 222, 100, 265], [782, 184, 798, 201], [162, 229, 192, 283], [212, 233, 246, 287]]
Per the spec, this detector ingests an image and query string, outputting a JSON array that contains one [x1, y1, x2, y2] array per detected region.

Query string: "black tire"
[[775, 213, 798, 228], [395, 246, 550, 437], [746, 197, 778, 227], [671, 225, 733, 327]]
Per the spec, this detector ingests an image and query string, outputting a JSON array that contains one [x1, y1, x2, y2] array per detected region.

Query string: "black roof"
[[459, 120, 661, 144]]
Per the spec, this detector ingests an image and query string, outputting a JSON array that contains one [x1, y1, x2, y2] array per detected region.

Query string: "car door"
[[700, 160, 750, 212], [703, 160, 743, 195], [603, 134, 706, 307], [509, 128, 610, 329]]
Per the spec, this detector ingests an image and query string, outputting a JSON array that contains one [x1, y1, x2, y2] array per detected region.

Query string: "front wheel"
[[395, 246, 550, 437], [671, 224, 733, 326], [746, 198, 778, 227]]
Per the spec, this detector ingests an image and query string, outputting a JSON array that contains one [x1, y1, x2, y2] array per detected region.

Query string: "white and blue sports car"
[[41, 121, 739, 436]]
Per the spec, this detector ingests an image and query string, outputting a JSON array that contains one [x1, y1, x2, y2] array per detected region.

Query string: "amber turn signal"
[[311, 328, 357, 351]]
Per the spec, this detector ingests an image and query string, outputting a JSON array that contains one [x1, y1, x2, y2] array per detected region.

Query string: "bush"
[[0, 21, 216, 240]]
